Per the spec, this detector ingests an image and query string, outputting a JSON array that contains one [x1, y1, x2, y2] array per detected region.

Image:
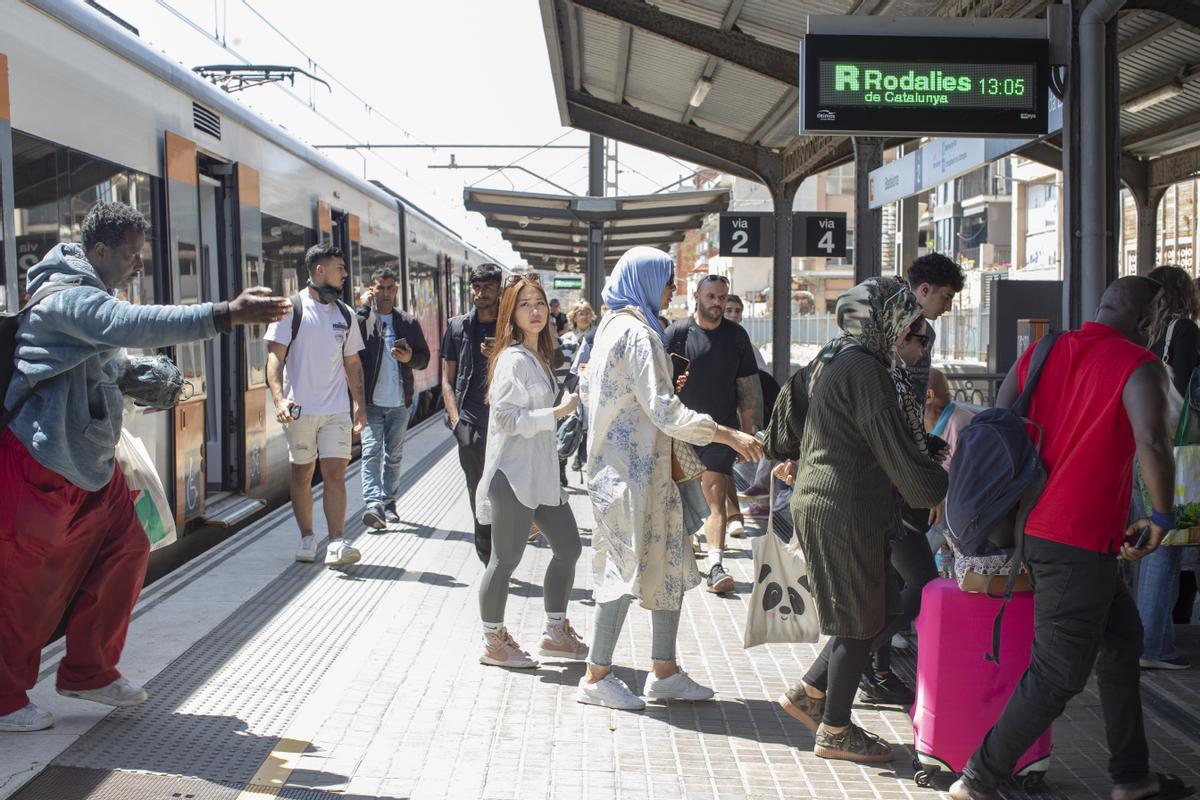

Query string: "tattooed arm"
[[736, 374, 761, 434]]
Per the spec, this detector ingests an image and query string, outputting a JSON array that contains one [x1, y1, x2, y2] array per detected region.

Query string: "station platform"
[[3, 419, 1200, 800]]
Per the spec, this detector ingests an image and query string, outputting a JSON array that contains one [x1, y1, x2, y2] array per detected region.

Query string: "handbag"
[[115, 428, 178, 551], [1140, 379, 1200, 546], [1161, 320, 1200, 444], [743, 483, 820, 648], [671, 439, 705, 484], [556, 406, 585, 458]]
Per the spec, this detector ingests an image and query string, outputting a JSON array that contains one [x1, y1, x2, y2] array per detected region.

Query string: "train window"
[[10, 131, 160, 309], [254, 213, 312, 385], [360, 244, 400, 293]]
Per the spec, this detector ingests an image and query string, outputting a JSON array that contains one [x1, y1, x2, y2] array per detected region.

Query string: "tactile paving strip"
[[11, 766, 243, 800], [21, 439, 461, 790]]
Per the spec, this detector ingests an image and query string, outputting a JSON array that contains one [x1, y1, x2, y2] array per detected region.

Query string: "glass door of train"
[[163, 131, 247, 529], [196, 160, 238, 496]]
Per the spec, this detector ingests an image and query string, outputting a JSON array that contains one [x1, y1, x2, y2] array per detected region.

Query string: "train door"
[[164, 132, 260, 529], [326, 208, 361, 302], [0, 53, 15, 311], [164, 132, 206, 528], [196, 158, 240, 496]]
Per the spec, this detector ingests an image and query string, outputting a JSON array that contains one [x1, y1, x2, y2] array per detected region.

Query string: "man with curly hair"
[[0, 201, 290, 732]]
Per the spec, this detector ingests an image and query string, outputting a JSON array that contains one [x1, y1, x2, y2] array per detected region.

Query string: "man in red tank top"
[[952, 277, 1190, 800]]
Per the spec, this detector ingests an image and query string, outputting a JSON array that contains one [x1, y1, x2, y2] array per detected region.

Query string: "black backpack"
[[0, 278, 82, 429], [945, 331, 1061, 662], [286, 292, 352, 362]]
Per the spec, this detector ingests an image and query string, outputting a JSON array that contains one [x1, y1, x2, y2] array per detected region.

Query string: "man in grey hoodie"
[[0, 201, 290, 733]]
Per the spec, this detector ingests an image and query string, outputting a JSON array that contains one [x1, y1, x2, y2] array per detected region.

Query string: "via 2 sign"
[[718, 212, 847, 258], [719, 213, 763, 257]]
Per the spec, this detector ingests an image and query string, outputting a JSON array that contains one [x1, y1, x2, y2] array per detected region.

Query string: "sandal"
[[1112, 773, 1195, 800], [813, 722, 895, 764]]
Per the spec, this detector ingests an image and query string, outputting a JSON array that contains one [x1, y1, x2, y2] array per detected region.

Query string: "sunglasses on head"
[[503, 273, 541, 288]]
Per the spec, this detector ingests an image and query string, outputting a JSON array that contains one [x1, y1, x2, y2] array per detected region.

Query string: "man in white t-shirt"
[[265, 244, 367, 567]]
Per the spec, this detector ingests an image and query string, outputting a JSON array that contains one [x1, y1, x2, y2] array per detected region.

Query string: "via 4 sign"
[[718, 212, 847, 258]]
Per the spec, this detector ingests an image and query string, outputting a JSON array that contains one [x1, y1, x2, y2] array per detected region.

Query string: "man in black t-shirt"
[[442, 263, 501, 564], [666, 274, 759, 594]]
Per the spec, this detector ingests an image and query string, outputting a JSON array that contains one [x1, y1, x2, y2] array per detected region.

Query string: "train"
[[0, 0, 497, 550]]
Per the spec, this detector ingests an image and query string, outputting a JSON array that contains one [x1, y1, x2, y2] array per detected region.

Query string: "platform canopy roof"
[[463, 186, 729, 271], [537, 0, 1200, 194]]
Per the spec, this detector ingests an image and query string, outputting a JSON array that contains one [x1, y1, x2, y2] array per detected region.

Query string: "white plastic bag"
[[115, 428, 178, 551], [744, 484, 820, 648]]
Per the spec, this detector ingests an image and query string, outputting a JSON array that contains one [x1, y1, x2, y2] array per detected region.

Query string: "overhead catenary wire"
[[154, 0, 444, 199]]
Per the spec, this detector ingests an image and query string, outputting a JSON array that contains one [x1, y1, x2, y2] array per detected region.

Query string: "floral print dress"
[[584, 308, 718, 610]]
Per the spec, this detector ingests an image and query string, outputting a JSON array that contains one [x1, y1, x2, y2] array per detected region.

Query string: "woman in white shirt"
[[476, 274, 585, 669]]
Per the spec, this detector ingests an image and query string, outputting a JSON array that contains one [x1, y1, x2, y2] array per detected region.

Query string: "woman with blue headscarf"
[[576, 246, 762, 711]]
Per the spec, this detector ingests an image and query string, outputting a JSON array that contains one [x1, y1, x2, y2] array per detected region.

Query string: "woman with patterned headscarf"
[[775, 277, 949, 764]]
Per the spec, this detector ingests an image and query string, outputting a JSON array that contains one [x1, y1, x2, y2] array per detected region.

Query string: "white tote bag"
[[743, 485, 820, 648], [115, 428, 179, 551]]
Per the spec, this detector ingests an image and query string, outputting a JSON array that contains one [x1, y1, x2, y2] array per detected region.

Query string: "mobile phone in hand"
[[394, 337, 408, 350], [1135, 526, 1152, 550]]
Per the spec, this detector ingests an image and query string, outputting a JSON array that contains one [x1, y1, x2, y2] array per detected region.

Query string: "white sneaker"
[[58, 677, 148, 707], [295, 535, 317, 563], [0, 703, 54, 732], [644, 669, 715, 702], [325, 539, 361, 567], [726, 519, 746, 538], [576, 673, 645, 710]]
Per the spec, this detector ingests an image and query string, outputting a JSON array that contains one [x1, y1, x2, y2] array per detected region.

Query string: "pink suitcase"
[[910, 578, 1052, 790]]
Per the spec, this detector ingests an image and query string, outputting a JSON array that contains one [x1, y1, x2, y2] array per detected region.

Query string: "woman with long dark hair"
[[475, 274, 587, 669], [1136, 265, 1200, 670]]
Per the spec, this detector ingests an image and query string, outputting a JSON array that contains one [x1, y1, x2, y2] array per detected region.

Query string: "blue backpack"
[[945, 331, 1061, 662]]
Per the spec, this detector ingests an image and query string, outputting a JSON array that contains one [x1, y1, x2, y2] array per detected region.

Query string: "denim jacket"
[[5, 244, 220, 491]]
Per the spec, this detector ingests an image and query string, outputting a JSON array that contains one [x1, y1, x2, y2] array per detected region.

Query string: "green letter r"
[[834, 64, 859, 92]]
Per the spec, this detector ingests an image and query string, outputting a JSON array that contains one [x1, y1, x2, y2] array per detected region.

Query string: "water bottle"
[[934, 546, 954, 579]]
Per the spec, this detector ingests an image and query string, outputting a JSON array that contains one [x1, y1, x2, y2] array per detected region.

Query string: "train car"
[[0, 0, 498, 553]]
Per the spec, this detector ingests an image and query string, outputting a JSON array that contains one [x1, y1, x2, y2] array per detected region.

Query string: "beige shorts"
[[284, 413, 352, 464]]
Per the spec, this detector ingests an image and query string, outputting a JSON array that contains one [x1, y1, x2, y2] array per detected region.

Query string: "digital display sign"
[[817, 62, 1037, 111], [801, 27, 1050, 137]]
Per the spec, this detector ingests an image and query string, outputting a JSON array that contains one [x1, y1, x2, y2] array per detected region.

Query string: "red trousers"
[[0, 429, 150, 715]]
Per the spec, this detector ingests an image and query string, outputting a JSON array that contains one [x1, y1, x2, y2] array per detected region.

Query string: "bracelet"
[[1151, 508, 1176, 531]]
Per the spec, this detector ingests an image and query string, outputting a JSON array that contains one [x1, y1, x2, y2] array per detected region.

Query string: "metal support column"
[[770, 181, 798, 385], [1134, 188, 1166, 275], [1076, 0, 1124, 323], [853, 137, 884, 283], [1062, 0, 1083, 328], [586, 134, 605, 313], [896, 142, 919, 276]]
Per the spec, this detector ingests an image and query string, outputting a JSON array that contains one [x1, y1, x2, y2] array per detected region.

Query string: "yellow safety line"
[[235, 737, 311, 798]]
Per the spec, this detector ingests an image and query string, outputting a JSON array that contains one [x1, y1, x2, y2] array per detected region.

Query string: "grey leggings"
[[588, 595, 682, 667], [479, 471, 581, 624]]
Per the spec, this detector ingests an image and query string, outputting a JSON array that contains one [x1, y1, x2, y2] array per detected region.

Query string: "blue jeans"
[[361, 404, 410, 508], [1136, 543, 1183, 660]]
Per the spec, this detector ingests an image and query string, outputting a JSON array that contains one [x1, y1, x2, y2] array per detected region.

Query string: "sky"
[[102, 0, 704, 264]]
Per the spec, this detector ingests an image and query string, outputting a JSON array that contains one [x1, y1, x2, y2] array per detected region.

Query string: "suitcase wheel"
[[914, 769, 937, 788], [1020, 771, 1047, 792]]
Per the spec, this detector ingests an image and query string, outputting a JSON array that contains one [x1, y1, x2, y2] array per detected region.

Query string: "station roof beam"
[[463, 186, 730, 272]]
